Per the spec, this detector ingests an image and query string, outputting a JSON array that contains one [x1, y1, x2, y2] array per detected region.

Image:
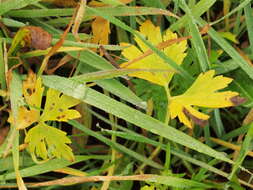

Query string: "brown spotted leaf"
[[40, 88, 81, 122]]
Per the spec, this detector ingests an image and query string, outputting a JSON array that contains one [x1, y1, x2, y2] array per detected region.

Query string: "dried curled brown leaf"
[[24, 26, 52, 50]]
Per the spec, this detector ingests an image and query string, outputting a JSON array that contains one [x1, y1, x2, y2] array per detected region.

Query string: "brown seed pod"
[[23, 26, 52, 50]]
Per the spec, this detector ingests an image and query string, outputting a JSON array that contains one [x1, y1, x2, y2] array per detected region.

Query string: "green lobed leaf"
[[25, 123, 74, 161]]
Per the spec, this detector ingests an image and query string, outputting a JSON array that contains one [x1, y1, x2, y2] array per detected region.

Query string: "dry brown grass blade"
[[27, 175, 152, 187], [210, 137, 253, 157], [72, 0, 86, 42], [37, 4, 81, 76]]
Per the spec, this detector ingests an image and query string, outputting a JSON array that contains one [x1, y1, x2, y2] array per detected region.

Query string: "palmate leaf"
[[169, 70, 244, 128], [8, 72, 81, 161], [25, 123, 74, 161], [120, 20, 187, 86]]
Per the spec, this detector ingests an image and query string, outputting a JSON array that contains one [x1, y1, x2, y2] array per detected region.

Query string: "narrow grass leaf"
[[5, 6, 177, 18], [0, 155, 108, 180], [170, 0, 216, 31], [197, 18, 253, 80], [229, 123, 253, 179], [180, 1, 210, 71], [244, 3, 253, 54], [0, 0, 41, 16], [69, 120, 163, 169]]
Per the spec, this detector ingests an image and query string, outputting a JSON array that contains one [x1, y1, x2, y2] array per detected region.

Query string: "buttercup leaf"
[[40, 88, 81, 122], [25, 123, 74, 161], [169, 70, 242, 128], [120, 20, 187, 86], [8, 72, 81, 160]]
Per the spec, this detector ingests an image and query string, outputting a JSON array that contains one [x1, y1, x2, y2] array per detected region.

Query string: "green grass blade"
[[244, 3, 253, 54], [0, 0, 41, 16], [145, 175, 214, 189], [69, 120, 163, 169], [0, 39, 6, 90], [5, 6, 177, 18], [180, 0, 210, 71], [0, 155, 108, 180], [170, 0, 216, 31], [229, 123, 253, 179], [199, 19, 253, 80], [42, 75, 233, 164], [9, 72, 26, 189], [210, 0, 252, 26]]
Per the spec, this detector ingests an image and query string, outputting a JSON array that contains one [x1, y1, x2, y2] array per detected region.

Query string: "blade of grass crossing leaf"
[[42, 75, 233, 164], [69, 51, 147, 109], [244, 3, 253, 54], [71, 68, 174, 82], [0, 0, 41, 16], [86, 7, 194, 82], [9, 72, 27, 189], [180, 0, 210, 71], [229, 122, 253, 180]]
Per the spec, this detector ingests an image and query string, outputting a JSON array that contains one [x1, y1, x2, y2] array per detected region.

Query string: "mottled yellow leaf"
[[40, 88, 81, 122], [169, 70, 240, 128], [120, 20, 187, 86]]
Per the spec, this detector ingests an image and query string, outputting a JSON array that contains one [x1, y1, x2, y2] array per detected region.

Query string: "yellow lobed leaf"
[[169, 70, 240, 128], [120, 20, 187, 86], [40, 88, 81, 122], [25, 123, 74, 161]]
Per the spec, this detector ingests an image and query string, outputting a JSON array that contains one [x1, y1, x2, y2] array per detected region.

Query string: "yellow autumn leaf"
[[120, 20, 187, 86], [91, 16, 111, 50], [40, 88, 81, 122], [169, 70, 241, 128]]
